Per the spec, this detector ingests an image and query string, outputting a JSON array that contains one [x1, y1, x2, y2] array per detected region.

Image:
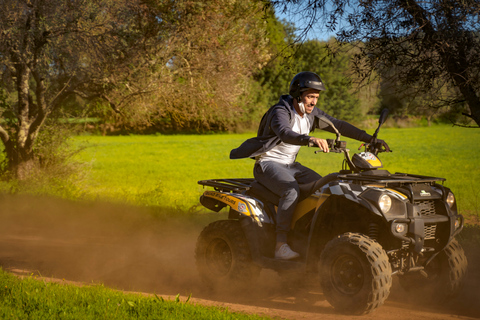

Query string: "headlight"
[[379, 194, 392, 213], [455, 217, 461, 230], [394, 223, 406, 233], [447, 192, 455, 208]]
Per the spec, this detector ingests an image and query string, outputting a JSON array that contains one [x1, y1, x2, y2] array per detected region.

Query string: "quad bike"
[[195, 109, 467, 315]]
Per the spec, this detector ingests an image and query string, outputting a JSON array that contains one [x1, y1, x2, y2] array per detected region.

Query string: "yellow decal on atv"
[[291, 193, 329, 228], [203, 191, 251, 215], [367, 157, 382, 167], [366, 184, 385, 188], [386, 188, 408, 200]]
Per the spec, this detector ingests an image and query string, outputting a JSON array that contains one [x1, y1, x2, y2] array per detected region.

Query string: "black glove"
[[375, 139, 391, 152]]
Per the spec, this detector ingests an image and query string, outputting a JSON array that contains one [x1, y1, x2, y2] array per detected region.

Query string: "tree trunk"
[[0, 62, 49, 180], [15, 158, 36, 181], [2, 132, 36, 180]]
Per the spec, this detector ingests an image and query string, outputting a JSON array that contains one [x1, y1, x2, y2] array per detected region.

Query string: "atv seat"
[[246, 173, 339, 207]]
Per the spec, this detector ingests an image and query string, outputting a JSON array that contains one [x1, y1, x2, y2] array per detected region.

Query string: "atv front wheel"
[[319, 233, 392, 315], [195, 220, 260, 288], [398, 238, 467, 302]]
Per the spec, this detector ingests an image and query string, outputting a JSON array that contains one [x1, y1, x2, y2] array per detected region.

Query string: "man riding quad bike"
[[195, 110, 467, 315]]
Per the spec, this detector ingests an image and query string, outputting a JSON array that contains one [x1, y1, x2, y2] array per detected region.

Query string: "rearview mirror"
[[379, 109, 389, 126], [315, 116, 341, 141], [316, 116, 335, 130], [371, 108, 389, 143]]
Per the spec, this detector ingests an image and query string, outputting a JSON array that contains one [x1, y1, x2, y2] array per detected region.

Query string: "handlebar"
[[308, 139, 347, 153], [359, 141, 392, 155], [309, 139, 391, 156]]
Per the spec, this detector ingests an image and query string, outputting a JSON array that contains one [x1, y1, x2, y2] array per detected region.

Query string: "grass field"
[[0, 269, 269, 320], [71, 125, 480, 220]]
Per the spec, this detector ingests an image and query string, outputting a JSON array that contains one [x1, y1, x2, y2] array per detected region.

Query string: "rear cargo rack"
[[198, 178, 254, 192]]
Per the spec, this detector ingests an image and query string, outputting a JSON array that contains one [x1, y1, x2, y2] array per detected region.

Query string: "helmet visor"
[[305, 80, 325, 91]]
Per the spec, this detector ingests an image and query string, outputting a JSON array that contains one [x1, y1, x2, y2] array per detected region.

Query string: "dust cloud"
[[0, 193, 479, 320], [0, 194, 209, 295], [0, 194, 285, 299]]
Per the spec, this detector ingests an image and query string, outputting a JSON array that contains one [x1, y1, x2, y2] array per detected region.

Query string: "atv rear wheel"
[[398, 238, 467, 302], [195, 220, 260, 288], [319, 233, 392, 315]]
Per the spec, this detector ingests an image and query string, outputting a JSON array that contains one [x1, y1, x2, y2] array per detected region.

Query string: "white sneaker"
[[275, 244, 300, 260]]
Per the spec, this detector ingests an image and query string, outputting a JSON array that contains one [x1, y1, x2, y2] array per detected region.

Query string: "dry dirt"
[[0, 194, 479, 320]]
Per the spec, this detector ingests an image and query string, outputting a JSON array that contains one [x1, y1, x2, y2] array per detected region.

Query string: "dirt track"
[[1, 194, 479, 320]]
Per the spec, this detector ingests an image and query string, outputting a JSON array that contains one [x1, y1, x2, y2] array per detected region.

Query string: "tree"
[[0, 0, 270, 178], [142, 0, 270, 132], [271, 0, 480, 127], [0, 0, 164, 178], [251, 5, 297, 110], [68, 0, 270, 134]]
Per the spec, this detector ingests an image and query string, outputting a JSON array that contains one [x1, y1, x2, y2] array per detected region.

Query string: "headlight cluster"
[[447, 191, 455, 208], [378, 194, 392, 213], [361, 188, 405, 217]]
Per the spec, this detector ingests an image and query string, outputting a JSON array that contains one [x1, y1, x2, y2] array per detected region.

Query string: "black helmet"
[[289, 71, 326, 99]]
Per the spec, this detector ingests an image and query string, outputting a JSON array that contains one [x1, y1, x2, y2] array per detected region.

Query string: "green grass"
[[0, 269, 269, 320], [71, 125, 480, 219], [71, 133, 254, 210]]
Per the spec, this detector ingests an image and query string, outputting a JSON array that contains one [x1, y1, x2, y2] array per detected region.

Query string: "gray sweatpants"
[[254, 161, 321, 243]]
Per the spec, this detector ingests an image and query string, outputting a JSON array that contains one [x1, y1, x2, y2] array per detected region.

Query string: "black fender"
[[304, 194, 387, 271]]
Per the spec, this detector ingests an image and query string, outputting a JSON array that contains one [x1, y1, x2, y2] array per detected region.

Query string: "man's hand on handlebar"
[[376, 139, 391, 152], [308, 137, 330, 153], [361, 139, 391, 154]]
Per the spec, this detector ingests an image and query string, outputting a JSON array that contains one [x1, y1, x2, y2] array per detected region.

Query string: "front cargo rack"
[[337, 172, 445, 186], [198, 178, 254, 193]]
